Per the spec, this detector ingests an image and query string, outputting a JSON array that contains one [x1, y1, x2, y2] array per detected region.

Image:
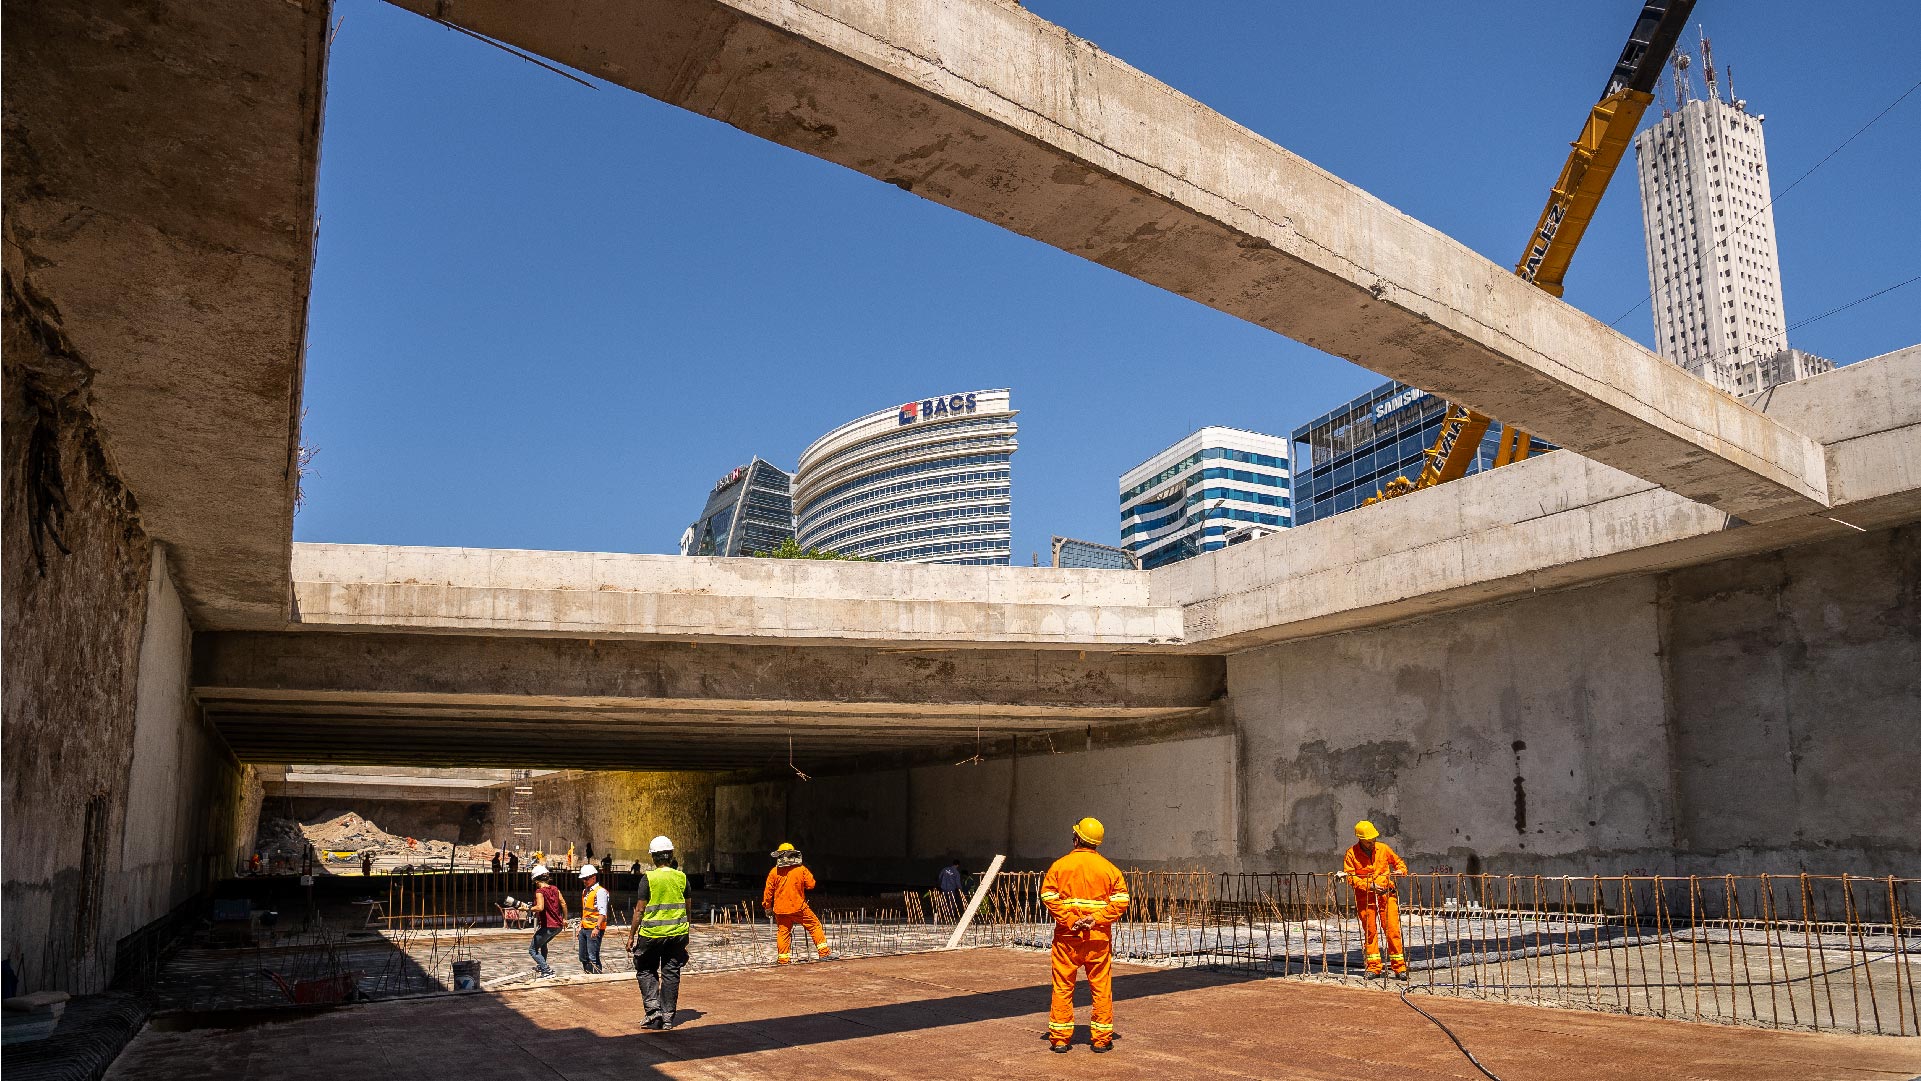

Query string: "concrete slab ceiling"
[[4, 0, 327, 626], [387, 0, 1831, 522], [193, 631, 1225, 768]]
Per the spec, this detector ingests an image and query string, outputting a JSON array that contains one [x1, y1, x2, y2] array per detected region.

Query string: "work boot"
[[1091, 1042, 1113, 1054], [1049, 1042, 1070, 1054], [642, 1018, 665, 1031], [1393, 971, 1410, 982]]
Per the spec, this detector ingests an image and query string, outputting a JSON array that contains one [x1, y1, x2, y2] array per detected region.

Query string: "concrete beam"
[[265, 776, 499, 802], [386, 0, 1828, 520], [193, 631, 1225, 769], [4, 0, 326, 625], [1155, 347, 1921, 651], [290, 543, 1185, 648]]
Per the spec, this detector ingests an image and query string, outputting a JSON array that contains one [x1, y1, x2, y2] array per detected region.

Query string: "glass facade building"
[[1119, 427, 1291, 570], [793, 389, 1016, 565], [1289, 380, 1555, 525], [1051, 536, 1138, 570], [680, 457, 795, 557]]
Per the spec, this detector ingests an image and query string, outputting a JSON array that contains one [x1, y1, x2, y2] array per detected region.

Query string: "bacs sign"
[[899, 392, 979, 425]]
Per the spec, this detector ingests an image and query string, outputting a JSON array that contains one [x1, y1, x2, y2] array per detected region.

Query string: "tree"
[[751, 537, 870, 561]]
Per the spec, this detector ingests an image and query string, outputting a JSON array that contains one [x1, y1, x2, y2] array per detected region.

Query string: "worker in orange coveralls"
[[1041, 817, 1130, 1054], [763, 843, 832, 963], [1343, 820, 1409, 979]]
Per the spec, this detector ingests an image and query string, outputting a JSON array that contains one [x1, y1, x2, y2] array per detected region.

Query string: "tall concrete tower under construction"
[[1632, 37, 1827, 396]]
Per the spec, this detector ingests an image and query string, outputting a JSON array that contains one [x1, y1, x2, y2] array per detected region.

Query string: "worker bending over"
[[627, 836, 690, 1029], [763, 843, 831, 963], [1342, 820, 1408, 979], [1041, 817, 1129, 1053]]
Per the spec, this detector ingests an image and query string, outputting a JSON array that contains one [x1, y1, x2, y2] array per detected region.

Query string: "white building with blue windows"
[[793, 389, 1016, 565], [1118, 427, 1291, 570]]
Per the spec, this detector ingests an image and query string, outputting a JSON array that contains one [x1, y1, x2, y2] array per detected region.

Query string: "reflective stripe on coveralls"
[[1040, 848, 1130, 1043], [1343, 840, 1408, 973], [765, 865, 827, 961], [638, 867, 691, 938]]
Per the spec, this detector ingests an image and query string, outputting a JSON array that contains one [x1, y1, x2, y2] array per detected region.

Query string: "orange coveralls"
[[1040, 848, 1131, 1046], [763, 865, 828, 962], [1344, 840, 1408, 974]]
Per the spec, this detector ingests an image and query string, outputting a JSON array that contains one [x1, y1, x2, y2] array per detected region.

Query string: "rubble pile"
[[255, 812, 495, 866]]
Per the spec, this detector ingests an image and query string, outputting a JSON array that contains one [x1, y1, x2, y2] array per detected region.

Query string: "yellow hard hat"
[[776, 842, 796, 852], [1354, 820, 1380, 841], [1072, 817, 1105, 847]]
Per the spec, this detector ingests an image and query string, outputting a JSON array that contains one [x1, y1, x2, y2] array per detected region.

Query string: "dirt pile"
[[255, 811, 494, 866]]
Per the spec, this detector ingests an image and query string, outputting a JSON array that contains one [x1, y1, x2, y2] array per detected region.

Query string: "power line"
[[1692, 272, 1919, 370], [1607, 75, 1921, 329]]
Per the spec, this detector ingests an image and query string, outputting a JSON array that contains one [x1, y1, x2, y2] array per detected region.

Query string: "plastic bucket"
[[452, 960, 482, 992]]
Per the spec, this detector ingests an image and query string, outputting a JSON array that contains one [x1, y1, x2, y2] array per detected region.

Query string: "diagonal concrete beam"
[[387, 0, 1828, 521]]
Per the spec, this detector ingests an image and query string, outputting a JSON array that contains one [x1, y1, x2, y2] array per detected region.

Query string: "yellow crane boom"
[[1368, 0, 1695, 506]]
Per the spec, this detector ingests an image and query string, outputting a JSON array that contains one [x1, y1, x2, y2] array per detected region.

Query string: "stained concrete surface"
[[3, 0, 326, 625], [104, 949, 1921, 1080]]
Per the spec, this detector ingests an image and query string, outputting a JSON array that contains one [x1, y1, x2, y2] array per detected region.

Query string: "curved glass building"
[[793, 389, 1016, 565]]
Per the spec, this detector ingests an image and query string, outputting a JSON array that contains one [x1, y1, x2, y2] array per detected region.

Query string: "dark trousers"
[[529, 925, 561, 974], [632, 934, 689, 1025], [578, 927, 605, 973]]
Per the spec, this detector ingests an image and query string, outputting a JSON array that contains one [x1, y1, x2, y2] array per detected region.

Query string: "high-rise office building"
[[1119, 427, 1290, 570], [680, 458, 794, 557], [1633, 40, 1829, 395], [793, 389, 1016, 565], [1288, 382, 1548, 526]]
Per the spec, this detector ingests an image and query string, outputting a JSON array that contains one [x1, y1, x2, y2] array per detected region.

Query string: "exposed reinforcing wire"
[[1400, 988, 1504, 1081]]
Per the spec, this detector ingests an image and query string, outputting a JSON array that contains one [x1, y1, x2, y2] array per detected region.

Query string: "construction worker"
[[762, 843, 830, 964], [577, 864, 610, 974], [1342, 820, 1409, 980], [361, 851, 373, 877], [626, 836, 690, 1030], [1041, 817, 1129, 1054], [527, 864, 568, 978]]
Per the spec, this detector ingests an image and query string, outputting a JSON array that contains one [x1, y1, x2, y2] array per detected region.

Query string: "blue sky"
[[297, 0, 1919, 560]]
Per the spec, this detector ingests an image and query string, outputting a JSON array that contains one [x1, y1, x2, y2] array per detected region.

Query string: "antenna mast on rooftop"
[[1673, 52, 1692, 104], [1700, 27, 1720, 102]]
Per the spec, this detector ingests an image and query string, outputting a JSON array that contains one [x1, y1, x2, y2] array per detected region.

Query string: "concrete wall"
[[1229, 522, 1921, 877], [492, 771, 719, 875], [2, 292, 253, 993], [4, 302, 155, 993], [713, 730, 1238, 884], [707, 525, 1919, 881], [120, 552, 258, 922]]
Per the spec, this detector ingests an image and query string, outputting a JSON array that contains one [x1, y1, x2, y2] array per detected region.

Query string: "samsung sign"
[[899, 392, 979, 425], [1373, 387, 1428, 421]]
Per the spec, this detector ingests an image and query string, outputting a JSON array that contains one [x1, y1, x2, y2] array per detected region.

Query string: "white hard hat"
[[649, 836, 674, 853], [578, 864, 599, 878], [529, 864, 550, 878]]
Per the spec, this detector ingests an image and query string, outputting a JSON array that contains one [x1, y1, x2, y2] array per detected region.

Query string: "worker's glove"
[[1374, 877, 1396, 894]]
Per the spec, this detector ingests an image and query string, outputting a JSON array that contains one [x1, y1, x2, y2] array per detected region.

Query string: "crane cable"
[[1399, 987, 1505, 1081]]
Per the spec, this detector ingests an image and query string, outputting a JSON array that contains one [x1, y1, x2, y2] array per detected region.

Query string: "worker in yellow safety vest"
[[626, 836, 691, 1030]]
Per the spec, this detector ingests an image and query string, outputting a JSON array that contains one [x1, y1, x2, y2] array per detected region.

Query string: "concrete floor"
[[110, 949, 1921, 1081]]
